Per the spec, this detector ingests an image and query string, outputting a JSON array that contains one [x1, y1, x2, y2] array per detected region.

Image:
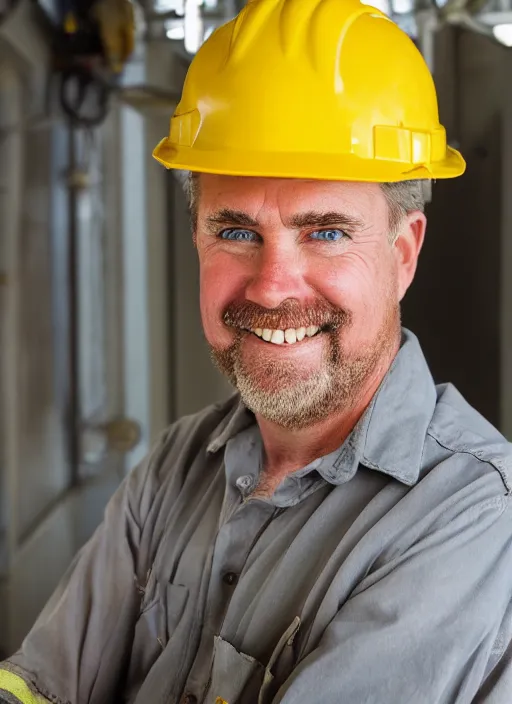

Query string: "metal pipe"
[[67, 124, 81, 484], [415, 7, 438, 73]]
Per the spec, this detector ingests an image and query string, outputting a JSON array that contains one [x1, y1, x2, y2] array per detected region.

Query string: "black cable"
[[59, 65, 110, 127]]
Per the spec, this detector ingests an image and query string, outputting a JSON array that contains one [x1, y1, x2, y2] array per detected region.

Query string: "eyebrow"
[[205, 209, 259, 234], [204, 208, 365, 233], [286, 211, 365, 231]]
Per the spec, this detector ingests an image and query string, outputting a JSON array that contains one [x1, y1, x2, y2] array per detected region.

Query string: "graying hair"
[[184, 172, 428, 240], [380, 181, 429, 241]]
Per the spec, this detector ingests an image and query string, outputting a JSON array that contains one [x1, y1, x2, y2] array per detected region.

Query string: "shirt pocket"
[[205, 618, 301, 704], [203, 636, 265, 704], [126, 580, 189, 697]]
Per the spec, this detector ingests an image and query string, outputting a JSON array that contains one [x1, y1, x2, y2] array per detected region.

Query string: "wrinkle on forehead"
[[199, 175, 389, 234]]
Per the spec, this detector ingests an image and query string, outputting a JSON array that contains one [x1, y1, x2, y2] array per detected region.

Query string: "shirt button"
[[181, 694, 197, 704], [222, 571, 239, 586], [236, 475, 253, 492]]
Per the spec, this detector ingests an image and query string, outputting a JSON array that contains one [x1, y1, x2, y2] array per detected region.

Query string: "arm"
[[0, 432, 169, 704], [473, 598, 512, 703], [273, 494, 512, 704]]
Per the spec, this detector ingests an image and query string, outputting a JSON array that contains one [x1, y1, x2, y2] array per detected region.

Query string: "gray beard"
[[210, 307, 400, 430]]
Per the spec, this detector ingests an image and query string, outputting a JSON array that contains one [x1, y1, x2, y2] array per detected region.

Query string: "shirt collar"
[[206, 396, 254, 454], [207, 328, 437, 488], [356, 328, 437, 486]]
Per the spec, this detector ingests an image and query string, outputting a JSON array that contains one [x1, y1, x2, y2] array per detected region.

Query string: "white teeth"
[[270, 330, 285, 345], [250, 326, 321, 344], [284, 328, 297, 344]]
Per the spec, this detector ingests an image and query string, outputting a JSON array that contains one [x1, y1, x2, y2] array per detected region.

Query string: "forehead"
[[196, 174, 389, 228]]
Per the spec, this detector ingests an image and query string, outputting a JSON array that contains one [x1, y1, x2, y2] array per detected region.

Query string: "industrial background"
[[0, 0, 511, 657]]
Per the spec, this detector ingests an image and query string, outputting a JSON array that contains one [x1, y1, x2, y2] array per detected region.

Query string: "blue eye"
[[220, 229, 258, 242], [310, 229, 346, 242]]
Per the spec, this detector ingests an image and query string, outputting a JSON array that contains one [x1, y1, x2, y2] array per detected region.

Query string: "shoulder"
[[125, 393, 243, 515], [425, 382, 512, 497], [150, 392, 243, 478], [162, 393, 242, 457]]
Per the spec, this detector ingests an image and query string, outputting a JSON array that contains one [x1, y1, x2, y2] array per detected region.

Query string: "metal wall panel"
[[403, 27, 509, 429], [17, 122, 70, 539]]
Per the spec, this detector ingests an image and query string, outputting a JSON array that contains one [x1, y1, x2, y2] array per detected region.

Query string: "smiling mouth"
[[241, 326, 324, 345]]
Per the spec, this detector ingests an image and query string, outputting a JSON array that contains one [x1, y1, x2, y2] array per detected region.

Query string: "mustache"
[[223, 299, 351, 332]]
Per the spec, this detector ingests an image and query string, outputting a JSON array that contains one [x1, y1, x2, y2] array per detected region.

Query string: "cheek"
[[199, 253, 246, 345], [315, 254, 397, 344], [316, 253, 379, 310]]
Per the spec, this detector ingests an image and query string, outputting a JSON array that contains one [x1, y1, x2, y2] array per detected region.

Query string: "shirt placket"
[[181, 488, 280, 704]]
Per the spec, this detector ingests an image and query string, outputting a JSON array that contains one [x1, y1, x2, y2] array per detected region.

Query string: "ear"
[[393, 211, 426, 301]]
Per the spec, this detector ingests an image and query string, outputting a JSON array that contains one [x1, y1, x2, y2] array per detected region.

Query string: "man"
[[1, 0, 511, 702]]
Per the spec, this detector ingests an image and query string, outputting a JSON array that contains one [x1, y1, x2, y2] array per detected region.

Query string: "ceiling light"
[[166, 25, 185, 39], [392, 0, 413, 14], [493, 23, 512, 46], [184, 0, 203, 53], [365, 0, 390, 14]]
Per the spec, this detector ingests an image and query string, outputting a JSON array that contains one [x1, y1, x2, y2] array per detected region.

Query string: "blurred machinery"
[[142, 0, 512, 62], [3, 0, 511, 126], [53, 0, 136, 127], [375, 0, 512, 69]]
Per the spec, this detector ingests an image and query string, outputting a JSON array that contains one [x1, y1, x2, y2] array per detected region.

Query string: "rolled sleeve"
[[274, 494, 512, 704]]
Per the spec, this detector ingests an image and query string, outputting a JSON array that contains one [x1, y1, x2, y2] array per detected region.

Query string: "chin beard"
[[210, 304, 400, 430]]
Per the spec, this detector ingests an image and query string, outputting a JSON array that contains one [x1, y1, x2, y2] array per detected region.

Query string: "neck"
[[255, 339, 400, 482]]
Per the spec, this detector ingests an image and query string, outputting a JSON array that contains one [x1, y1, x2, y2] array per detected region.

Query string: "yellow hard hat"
[[153, 0, 465, 182]]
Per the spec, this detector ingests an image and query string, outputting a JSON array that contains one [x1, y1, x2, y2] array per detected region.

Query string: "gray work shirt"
[[3, 329, 512, 704]]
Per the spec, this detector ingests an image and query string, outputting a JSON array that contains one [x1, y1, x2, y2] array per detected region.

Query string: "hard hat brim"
[[153, 140, 466, 182]]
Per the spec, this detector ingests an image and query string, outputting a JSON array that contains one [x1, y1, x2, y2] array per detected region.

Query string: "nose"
[[244, 239, 308, 309]]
